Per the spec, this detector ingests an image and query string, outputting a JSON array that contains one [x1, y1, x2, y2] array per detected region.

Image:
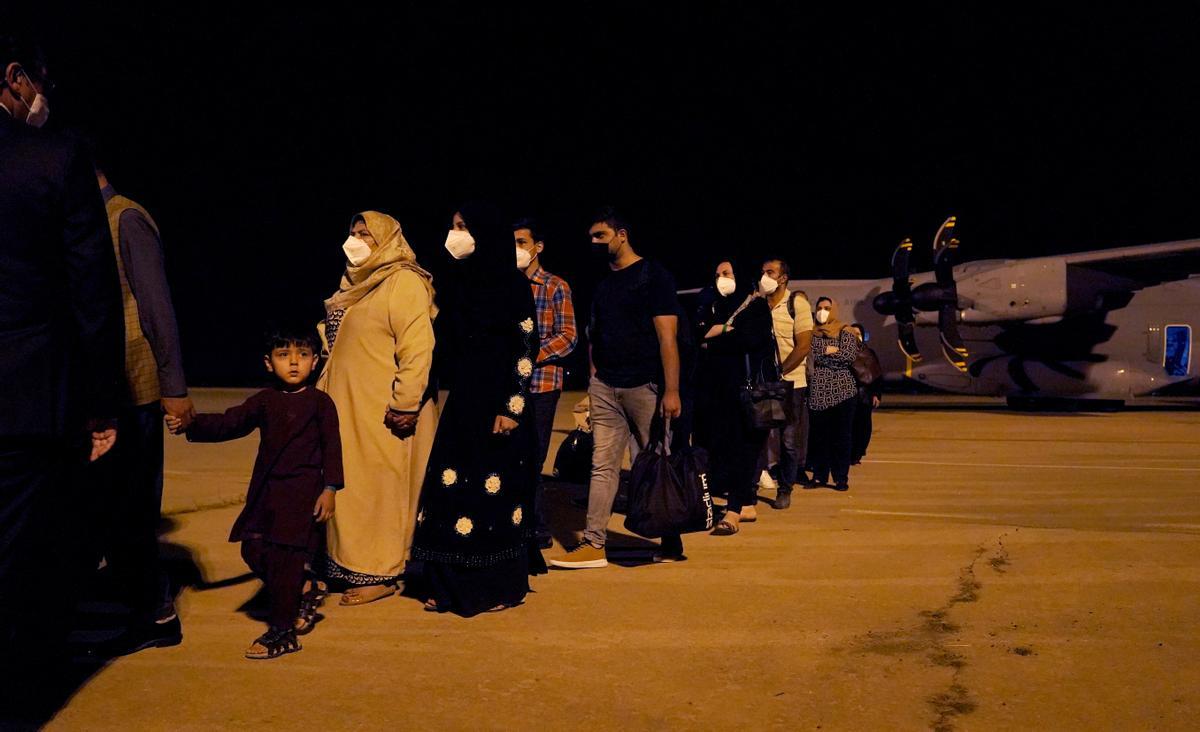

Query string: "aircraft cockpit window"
[[1163, 325, 1191, 376]]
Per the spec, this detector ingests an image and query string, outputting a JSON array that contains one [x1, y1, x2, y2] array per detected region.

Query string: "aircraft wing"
[[1062, 238, 1200, 288]]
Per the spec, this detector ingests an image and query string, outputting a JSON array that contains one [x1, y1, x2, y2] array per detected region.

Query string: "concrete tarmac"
[[36, 390, 1200, 731]]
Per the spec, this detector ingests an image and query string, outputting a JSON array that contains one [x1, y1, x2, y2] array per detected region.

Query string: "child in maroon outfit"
[[168, 325, 343, 659]]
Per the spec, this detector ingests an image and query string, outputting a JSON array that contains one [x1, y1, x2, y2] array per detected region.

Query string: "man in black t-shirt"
[[548, 207, 684, 569]]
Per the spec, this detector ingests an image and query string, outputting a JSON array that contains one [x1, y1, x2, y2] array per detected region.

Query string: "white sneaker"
[[758, 470, 778, 491]]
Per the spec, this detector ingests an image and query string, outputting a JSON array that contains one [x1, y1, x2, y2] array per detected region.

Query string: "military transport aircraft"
[[745, 218, 1200, 406]]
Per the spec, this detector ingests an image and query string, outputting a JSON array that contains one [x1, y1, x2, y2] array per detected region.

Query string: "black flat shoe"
[[833, 481, 849, 492], [88, 616, 182, 658]]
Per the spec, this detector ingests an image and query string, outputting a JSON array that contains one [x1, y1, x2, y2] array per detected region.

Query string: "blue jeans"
[[584, 379, 659, 548]]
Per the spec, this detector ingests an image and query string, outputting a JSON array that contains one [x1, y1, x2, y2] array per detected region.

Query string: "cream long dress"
[[318, 268, 437, 585]]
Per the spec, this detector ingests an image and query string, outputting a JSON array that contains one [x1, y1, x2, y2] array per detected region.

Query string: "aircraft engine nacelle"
[[956, 259, 1068, 324]]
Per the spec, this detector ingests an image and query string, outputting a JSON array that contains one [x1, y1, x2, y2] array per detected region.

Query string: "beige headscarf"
[[324, 211, 437, 319], [812, 298, 847, 339]]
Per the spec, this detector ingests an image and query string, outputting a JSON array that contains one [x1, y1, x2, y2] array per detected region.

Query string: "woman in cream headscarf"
[[806, 296, 860, 492], [317, 211, 438, 605]]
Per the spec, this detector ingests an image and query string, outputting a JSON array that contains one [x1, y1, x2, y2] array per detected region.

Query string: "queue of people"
[[691, 259, 875, 505], [1, 35, 883, 668]]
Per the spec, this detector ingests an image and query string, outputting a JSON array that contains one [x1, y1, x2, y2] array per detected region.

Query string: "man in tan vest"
[[90, 164, 194, 657]]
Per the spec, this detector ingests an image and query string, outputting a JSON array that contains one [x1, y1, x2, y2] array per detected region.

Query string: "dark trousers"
[[712, 423, 770, 514], [241, 538, 309, 631], [809, 398, 856, 485], [528, 390, 561, 538], [98, 403, 171, 621], [1, 436, 95, 719], [777, 385, 810, 487], [1, 436, 88, 661], [851, 395, 874, 463]]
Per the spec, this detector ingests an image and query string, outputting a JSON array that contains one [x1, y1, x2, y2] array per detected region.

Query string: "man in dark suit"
[[0, 35, 124, 664]]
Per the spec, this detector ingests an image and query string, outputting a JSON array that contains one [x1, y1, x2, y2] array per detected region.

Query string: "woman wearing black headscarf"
[[410, 202, 547, 616], [692, 260, 777, 536]]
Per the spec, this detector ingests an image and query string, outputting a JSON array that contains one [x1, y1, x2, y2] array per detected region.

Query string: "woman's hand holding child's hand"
[[164, 414, 184, 434]]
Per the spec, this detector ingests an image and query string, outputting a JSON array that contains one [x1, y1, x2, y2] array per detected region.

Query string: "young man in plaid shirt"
[[514, 218, 578, 548]]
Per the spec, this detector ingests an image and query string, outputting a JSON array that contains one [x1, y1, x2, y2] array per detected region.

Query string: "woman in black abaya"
[[692, 260, 776, 536], [410, 202, 546, 616]]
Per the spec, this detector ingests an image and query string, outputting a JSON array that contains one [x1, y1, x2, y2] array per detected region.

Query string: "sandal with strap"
[[295, 598, 321, 635], [712, 517, 740, 536], [305, 580, 328, 603], [245, 627, 301, 660], [294, 581, 327, 635]]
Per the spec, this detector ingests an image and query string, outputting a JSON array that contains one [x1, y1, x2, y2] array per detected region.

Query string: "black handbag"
[[722, 294, 791, 430], [740, 368, 790, 429], [739, 334, 791, 430], [852, 347, 883, 387], [552, 428, 594, 484], [624, 420, 714, 538]]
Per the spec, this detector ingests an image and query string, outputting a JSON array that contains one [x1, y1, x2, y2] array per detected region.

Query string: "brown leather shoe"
[[547, 542, 608, 569]]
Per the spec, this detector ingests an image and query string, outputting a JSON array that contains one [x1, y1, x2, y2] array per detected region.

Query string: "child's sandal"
[[294, 599, 321, 635], [245, 628, 301, 660], [306, 580, 328, 602], [294, 582, 326, 635]]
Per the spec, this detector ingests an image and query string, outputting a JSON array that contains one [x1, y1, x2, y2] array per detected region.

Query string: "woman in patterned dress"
[[410, 202, 547, 616], [806, 297, 861, 491]]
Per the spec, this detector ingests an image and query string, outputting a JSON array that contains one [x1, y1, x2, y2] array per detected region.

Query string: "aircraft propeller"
[[931, 217, 969, 371], [871, 238, 921, 361], [872, 216, 969, 372]]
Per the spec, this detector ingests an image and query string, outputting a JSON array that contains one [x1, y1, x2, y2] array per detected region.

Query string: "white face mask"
[[758, 274, 779, 295], [816, 309, 831, 324], [445, 229, 476, 259], [342, 235, 373, 267], [13, 72, 49, 128], [24, 93, 48, 128], [515, 245, 533, 269], [716, 276, 736, 297]]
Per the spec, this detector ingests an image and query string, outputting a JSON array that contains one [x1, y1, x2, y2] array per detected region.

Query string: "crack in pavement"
[[845, 533, 1011, 731]]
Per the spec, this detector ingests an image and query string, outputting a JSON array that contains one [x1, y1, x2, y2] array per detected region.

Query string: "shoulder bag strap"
[[724, 293, 757, 327]]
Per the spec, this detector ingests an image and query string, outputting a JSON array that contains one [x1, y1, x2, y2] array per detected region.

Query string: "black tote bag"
[[624, 421, 714, 538]]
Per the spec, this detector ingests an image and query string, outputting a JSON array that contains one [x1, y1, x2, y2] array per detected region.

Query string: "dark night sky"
[[19, 4, 1200, 385]]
